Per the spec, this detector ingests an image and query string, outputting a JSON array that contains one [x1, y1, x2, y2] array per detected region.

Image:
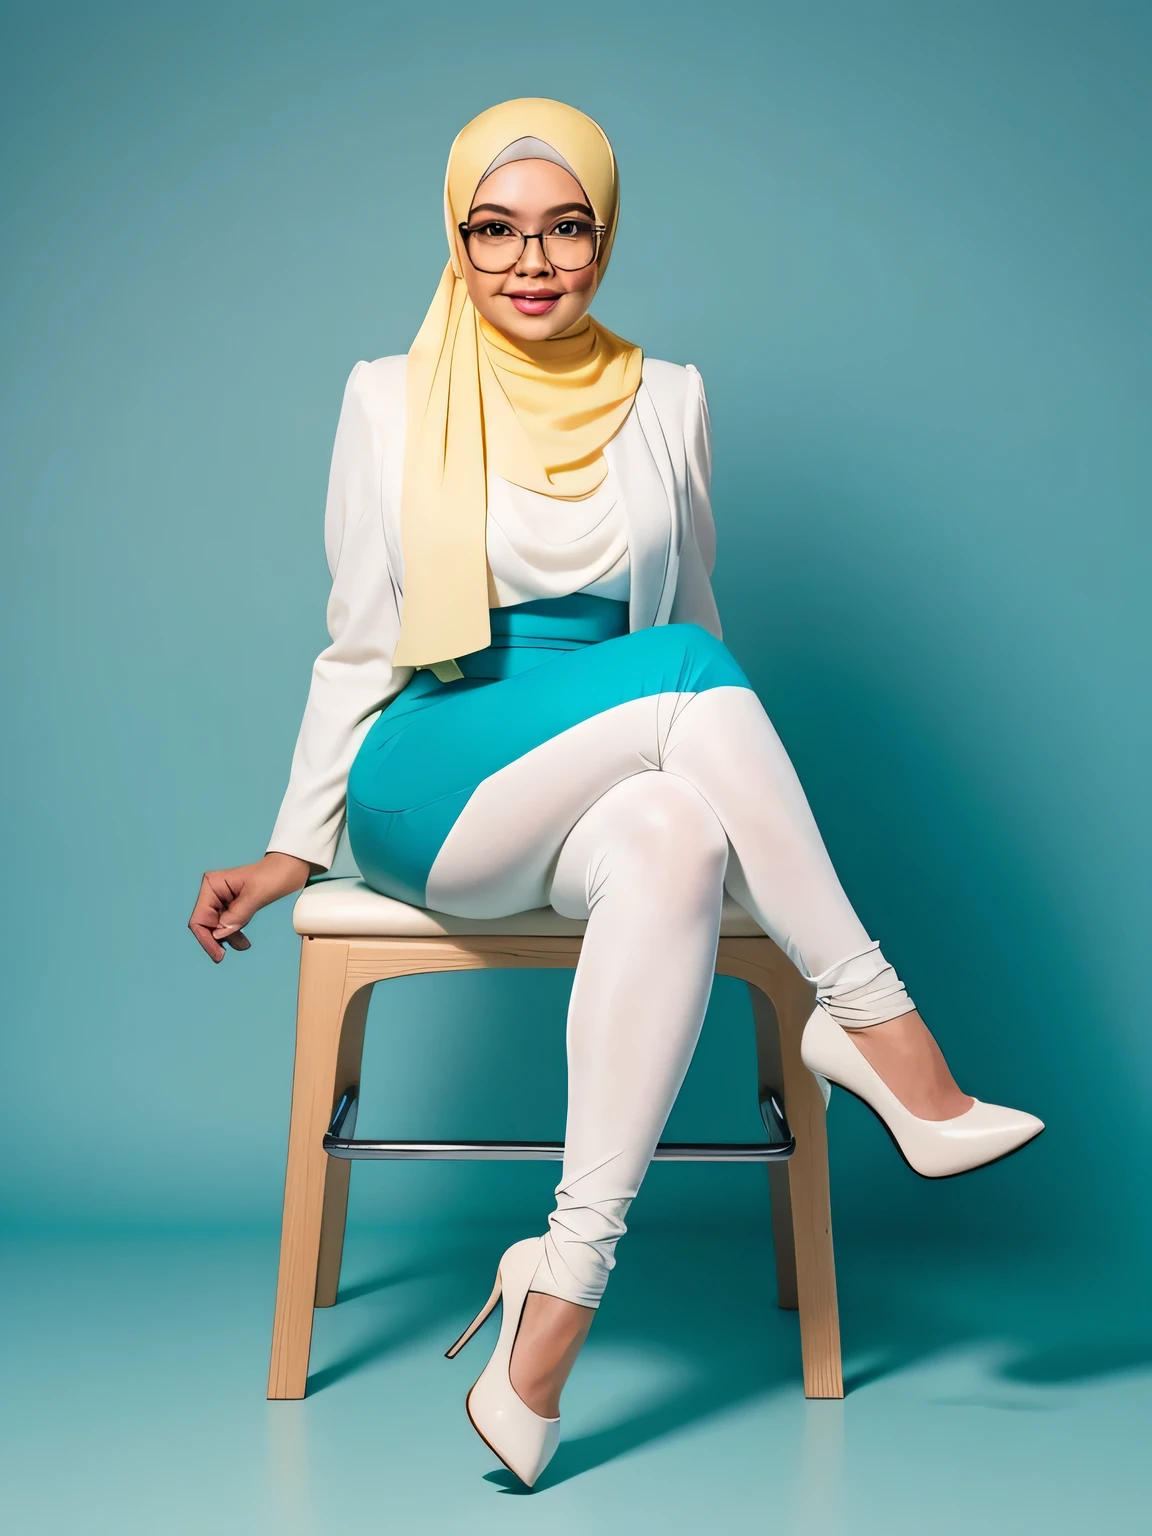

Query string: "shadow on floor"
[[306, 1219, 1152, 1482], [1001, 1335, 1152, 1388], [306, 1259, 439, 1394]]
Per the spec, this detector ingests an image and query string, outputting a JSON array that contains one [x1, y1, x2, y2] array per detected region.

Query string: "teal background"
[[2, 0, 1149, 1267], [4, 4, 1151, 1529]]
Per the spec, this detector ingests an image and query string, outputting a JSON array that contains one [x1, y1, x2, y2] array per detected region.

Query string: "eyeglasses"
[[458, 217, 606, 274]]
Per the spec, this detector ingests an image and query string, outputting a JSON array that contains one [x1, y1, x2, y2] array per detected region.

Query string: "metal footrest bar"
[[323, 1087, 795, 1162]]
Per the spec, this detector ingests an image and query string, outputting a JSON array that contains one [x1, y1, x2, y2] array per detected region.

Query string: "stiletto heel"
[[800, 1005, 1044, 1178], [444, 1272, 503, 1359], [447, 1235, 560, 1488]]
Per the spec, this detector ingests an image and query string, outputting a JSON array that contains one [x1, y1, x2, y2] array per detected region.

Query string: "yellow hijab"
[[392, 98, 643, 672]]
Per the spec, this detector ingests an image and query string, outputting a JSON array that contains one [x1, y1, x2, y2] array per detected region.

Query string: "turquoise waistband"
[[461, 594, 629, 679], [389, 594, 630, 715]]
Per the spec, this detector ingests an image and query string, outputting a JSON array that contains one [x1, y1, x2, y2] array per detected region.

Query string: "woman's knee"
[[552, 771, 728, 916], [616, 772, 727, 871]]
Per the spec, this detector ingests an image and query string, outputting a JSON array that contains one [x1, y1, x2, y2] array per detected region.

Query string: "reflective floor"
[[2, 1222, 1148, 1534]]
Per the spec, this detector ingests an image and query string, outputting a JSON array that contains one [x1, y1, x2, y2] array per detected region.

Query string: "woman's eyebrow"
[[469, 201, 596, 219]]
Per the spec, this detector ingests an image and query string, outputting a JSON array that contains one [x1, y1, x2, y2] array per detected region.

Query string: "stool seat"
[[293, 876, 765, 939]]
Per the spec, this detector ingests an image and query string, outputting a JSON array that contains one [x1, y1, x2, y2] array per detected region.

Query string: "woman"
[[189, 98, 1042, 1487]]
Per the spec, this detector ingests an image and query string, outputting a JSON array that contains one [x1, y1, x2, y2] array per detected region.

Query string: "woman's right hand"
[[189, 851, 315, 962]]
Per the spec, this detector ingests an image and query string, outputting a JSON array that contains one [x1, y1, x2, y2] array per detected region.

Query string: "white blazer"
[[267, 354, 723, 870]]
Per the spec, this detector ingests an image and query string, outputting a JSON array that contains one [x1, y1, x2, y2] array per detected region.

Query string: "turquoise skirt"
[[346, 594, 752, 906]]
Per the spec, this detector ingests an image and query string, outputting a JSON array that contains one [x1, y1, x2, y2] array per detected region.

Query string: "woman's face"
[[459, 158, 601, 344]]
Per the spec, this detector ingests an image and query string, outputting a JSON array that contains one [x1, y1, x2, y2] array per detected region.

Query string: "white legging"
[[424, 685, 914, 1307]]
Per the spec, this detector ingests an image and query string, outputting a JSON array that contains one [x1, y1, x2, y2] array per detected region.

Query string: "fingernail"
[[214, 924, 238, 936]]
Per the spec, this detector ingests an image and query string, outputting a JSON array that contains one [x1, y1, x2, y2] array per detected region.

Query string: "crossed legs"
[[424, 684, 968, 1410]]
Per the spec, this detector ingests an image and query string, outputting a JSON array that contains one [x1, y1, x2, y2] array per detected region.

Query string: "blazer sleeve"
[[265, 361, 413, 870], [668, 363, 722, 636]]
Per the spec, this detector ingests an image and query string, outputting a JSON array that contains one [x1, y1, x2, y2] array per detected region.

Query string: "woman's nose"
[[515, 233, 553, 277]]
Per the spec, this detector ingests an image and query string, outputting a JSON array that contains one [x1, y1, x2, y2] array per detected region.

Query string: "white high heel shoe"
[[445, 1235, 560, 1489], [800, 1005, 1044, 1178]]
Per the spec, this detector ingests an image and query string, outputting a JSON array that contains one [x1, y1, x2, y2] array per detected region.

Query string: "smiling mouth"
[[507, 291, 562, 312]]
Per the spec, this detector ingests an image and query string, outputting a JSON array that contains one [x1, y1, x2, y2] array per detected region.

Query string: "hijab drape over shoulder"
[[392, 98, 643, 671]]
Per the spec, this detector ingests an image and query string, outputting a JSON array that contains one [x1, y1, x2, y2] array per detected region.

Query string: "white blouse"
[[486, 465, 631, 605]]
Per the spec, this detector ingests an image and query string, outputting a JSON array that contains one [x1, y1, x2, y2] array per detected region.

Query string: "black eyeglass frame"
[[457, 219, 607, 273]]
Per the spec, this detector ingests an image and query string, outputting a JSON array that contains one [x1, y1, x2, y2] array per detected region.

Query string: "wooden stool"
[[267, 877, 843, 1400]]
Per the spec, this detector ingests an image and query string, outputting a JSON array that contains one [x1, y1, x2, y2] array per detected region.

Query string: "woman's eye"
[[552, 219, 590, 238], [479, 222, 513, 238]]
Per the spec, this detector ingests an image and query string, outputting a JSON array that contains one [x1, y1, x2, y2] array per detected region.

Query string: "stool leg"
[[314, 983, 372, 1308], [766, 1165, 799, 1309], [268, 938, 356, 1400], [776, 985, 844, 1399], [748, 983, 799, 1310]]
